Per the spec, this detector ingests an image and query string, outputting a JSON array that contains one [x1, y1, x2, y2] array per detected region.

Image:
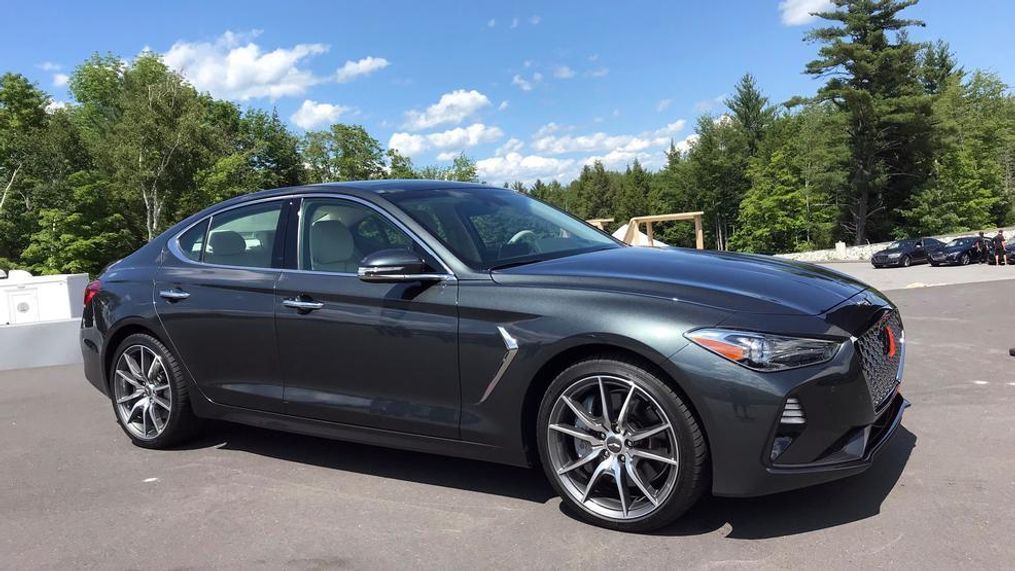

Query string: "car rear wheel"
[[110, 333, 201, 448], [536, 357, 708, 532]]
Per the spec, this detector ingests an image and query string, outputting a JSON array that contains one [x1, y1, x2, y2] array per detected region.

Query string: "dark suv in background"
[[871, 238, 944, 268]]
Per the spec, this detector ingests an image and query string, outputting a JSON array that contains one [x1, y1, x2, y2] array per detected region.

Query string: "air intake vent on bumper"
[[781, 397, 806, 425]]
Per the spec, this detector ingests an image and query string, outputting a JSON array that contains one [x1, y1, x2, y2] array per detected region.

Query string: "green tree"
[[21, 172, 133, 276], [902, 147, 1001, 234], [686, 115, 749, 249], [70, 52, 214, 242], [615, 159, 650, 224], [725, 73, 775, 154], [301, 124, 386, 182], [804, 0, 933, 244], [386, 148, 417, 179]]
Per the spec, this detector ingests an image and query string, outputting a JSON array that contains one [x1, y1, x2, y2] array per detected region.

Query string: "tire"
[[960, 254, 970, 266], [929, 261, 938, 267], [108, 333, 202, 449], [901, 255, 911, 268], [536, 356, 708, 532]]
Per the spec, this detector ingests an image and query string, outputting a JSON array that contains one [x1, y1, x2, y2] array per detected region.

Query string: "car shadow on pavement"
[[654, 426, 917, 539], [181, 421, 557, 503]]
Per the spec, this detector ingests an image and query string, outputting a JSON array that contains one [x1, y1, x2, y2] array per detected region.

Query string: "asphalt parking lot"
[[3, 272, 1015, 569]]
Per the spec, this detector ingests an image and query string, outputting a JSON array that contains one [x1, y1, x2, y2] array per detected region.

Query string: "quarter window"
[[204, 201, 284, 268], [300, 199, 415, 273], [177, 219, 209, 262]]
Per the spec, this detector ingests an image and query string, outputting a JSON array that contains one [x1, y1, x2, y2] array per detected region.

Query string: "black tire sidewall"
[[536, 358, 707, 532], [109, 333, 196, 449]]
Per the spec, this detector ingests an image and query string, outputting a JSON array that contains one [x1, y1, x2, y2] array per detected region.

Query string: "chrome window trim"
[[166, 192, 457, 281]]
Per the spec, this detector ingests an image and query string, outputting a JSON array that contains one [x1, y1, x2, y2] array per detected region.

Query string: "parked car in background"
[[929, 237, 980, 266], [987, 242, 1015, 265], [871, 238, 944, 268]]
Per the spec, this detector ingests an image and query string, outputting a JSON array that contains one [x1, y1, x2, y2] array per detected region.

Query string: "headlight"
[[685, 329, 841, 372], [887, 252, 901, 258]]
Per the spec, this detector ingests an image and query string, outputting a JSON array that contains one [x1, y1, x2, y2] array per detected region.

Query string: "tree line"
[[2, 0, 1014, 277]]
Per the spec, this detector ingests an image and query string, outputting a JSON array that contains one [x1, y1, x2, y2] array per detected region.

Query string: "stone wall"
[[777, 226, 1015, 263]]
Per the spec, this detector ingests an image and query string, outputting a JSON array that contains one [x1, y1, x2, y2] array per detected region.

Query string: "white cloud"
[[512, 74, 533, 91], [510, 17, 519, 29], [694, 94, 726, 113], [529, 15, 542, 25], [476, 152, 577, 185], [403, 89, 491, 130], [778, 0, 833, 25], [487, 19, 496, 27], [388, 132, 428, 156], [38, 62, 61, 72], [496, 138, 524, 155], [335, 56, 389, 83], [388, 123, 503, 157], [45, 100, 68, 113], [52, 73, 69, 87], [656, 98, 672, 112], [290, 99, 350, 129], [532, 119, 688, 155], [498, 100, 509, 111], [163, 30, 328, 100], [553, 65, 575, 79], [588, 54, 599, 62], [588, 67, 609, 78], [436, 151, 460, 161]]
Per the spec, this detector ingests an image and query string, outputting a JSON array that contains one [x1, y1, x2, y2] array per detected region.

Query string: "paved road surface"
[[820, 260, 1015, 292], [2, 282, 1014, 569]]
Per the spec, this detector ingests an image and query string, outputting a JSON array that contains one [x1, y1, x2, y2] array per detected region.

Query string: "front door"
[[155, 199, 289, 412], [276, 196, 460, 438]]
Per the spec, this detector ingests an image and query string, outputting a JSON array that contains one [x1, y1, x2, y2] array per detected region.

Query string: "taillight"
[[83, 280, 102, 307]]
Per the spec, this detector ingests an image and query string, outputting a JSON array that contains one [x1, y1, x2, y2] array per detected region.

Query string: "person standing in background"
[[993, 230, 1007, 266], [976, 231, 989, 263]]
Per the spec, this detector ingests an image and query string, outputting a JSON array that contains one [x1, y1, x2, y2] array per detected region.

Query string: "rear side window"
[[177, 219, 208, 262], [204, 201, 284, 268]]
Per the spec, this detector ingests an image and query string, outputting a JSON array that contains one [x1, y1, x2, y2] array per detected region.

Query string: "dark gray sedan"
[[81, 181, 908, 532]]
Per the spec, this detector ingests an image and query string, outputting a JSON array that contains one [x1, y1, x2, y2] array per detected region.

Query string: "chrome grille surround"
[[854, 309, 905, 411]]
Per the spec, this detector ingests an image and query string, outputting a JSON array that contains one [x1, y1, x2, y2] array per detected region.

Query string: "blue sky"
[[3, 0, 1014, 184]]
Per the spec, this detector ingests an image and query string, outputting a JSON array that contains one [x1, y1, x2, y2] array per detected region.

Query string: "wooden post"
[[694, 214, 704, 250], [646, 221, 654, 244]]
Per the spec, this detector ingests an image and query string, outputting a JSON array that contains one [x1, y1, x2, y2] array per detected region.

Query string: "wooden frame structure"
[[621, 212, 705, 249], [585, 218, 614, 230]]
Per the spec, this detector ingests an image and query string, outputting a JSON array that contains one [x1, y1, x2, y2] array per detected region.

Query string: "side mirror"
[[357, 249, 449, 283]]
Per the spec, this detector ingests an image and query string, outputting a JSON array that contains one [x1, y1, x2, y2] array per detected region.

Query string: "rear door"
[[275, 196, 460, 438], [155, 198, 290, 412]]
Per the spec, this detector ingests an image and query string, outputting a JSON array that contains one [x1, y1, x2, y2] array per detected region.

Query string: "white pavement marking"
[[972, 381, 989, 385], [143, 477, 159, 483]]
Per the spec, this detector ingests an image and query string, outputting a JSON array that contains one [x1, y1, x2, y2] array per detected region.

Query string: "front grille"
[[855, 309, 904, 410], [872, 255, 886, 264]]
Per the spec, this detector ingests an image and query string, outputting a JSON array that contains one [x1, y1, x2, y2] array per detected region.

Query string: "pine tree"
[[804, 0, 934, 244]]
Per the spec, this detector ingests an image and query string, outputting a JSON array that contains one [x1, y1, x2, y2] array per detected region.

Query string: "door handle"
[[159, 288, 191, 301], [282, 298, 324, 311]]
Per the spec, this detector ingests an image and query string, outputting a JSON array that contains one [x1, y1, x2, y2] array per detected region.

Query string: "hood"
[[874, 246, 904, 255], [491, 247, 869, 316]]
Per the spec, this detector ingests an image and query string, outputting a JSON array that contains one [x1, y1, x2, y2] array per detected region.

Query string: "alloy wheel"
[[112, 345, 172, 440], [546, 375, 679, 520]]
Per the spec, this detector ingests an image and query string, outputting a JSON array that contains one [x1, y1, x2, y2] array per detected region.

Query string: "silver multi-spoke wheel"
[[546, 374, 679, 521], [113, 345, 172, 440]]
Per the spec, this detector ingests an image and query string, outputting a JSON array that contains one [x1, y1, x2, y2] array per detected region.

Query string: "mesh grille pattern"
[[856, 310, 903, 410]]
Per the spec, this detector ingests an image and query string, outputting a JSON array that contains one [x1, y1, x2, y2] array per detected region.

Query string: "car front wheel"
[[960, 254, 970, 265], [109, 333, 201, 448], [901, 255, 912, 267], [536, 357, 708, 532]]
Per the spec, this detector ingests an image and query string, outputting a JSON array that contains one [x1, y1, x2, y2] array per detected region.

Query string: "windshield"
[[385, 188, 621, 270], [947, 238, 975, 247], [888, 240, 911, 249]]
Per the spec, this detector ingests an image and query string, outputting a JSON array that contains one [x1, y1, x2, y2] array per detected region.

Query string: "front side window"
[[300, 198, 415, 273], [388, 188, 620, 270], [204, 201, 283, 268]]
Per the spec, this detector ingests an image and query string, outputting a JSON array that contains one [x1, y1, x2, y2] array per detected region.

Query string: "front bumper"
[[871, 256, 903, 267], [664, 300, 909, 498]]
